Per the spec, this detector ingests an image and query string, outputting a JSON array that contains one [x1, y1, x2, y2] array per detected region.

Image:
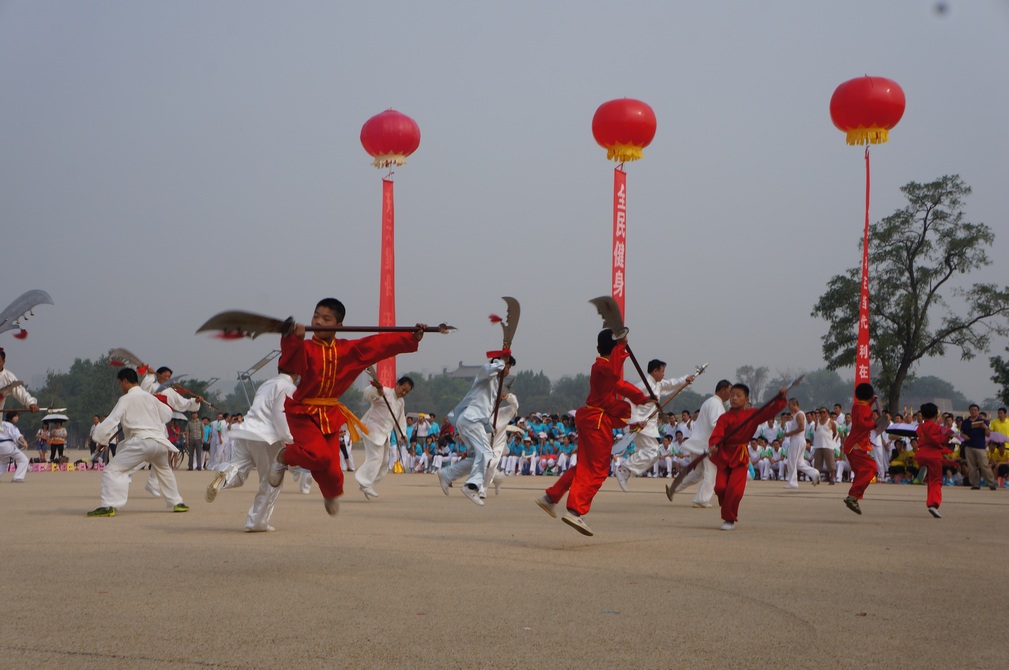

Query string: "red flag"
[[611, 167, 627, 318], [377, 178, 397, 387], [855, 147, 871, 386]]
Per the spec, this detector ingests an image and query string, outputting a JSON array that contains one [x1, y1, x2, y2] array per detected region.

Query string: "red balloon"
[[830, 76, 905, 145], [360, 109, 421, 168], [592, 99, 657, 162]]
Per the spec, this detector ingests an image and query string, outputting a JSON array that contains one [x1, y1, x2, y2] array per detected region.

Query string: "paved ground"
[[2, 458, 1007, 669]]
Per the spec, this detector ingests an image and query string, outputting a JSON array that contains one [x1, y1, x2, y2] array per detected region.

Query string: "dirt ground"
[[2, 455, 1007, 669]]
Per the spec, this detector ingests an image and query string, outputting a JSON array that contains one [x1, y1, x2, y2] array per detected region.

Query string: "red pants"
[[916, 456, 944, 509], [845, 448, 877, 500], [287, 414, 344, 500], [545, 409, 611, 516], [713, 460, 748, 523]]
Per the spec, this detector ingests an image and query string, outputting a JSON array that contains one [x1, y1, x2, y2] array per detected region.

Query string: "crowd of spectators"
[[376, 403, 1009, 490]]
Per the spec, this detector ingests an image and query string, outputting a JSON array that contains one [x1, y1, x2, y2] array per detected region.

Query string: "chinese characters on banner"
[[855, 147, 871, 385], [612, 167, 627, 317]]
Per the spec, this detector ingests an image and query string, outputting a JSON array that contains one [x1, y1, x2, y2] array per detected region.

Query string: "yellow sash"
[[302, 398, 370, 442]]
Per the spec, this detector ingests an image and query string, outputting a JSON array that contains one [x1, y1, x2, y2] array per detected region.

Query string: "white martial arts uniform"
[[441, 392, 518, 496], [355, 384, 407, 494], [445, 360, 507, 492], [670, 393, 725, 505], [217, 373, 295, 531], [783, 411, 820, 487], [0, 368, 37, 411], [0, 420, 29, 482], [138, 372, 202, 496], [621, 374, 689, 477], [92, 386, 184, 510]]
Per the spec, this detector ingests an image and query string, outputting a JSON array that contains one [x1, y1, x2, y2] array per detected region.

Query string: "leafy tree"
[[901, 375, 969, 408], [991, 347, 1009, 406], [812, 175, 1009, 413], [766, 368, 851, 410], [735, 365, 769, 403]]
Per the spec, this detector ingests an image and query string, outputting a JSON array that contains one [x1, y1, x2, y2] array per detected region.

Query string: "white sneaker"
[[561, 511, 594, 536], [360, 485, 379, 500], [615, 466, 631, 492], [461, 484, 484, 506], [928, 506, 942, 518], [783, 483, 799, 489], [719, 521, 736, 531], [205, 471, 227, 503], [692, 502, 712, 508], [144, 478, 162, 498], [268, 448, 288, 488], [245, 526, 276, 533], [811, 474, 821, 486], [324, 497, 340, 516], [535, 495, 557, 518], [438, 471, 451, 496]]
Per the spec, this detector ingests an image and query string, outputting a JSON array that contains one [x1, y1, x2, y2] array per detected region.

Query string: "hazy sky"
[[2, 1, 1008, 406]]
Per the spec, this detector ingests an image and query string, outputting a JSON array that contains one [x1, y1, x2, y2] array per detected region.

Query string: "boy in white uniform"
[[205, 370, 296, 531], [615, 359, 695, 491], [87, 368, 189, 517], [355, 376, 414, 499], [666, 379, 730, 507]]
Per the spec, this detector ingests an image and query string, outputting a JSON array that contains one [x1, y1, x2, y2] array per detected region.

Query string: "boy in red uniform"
[[535, 329, 650, 536], [915, 402, 954, 518], [708, 383, 787, 531], [268, 298, 426, 516], [841, 382, 879, 515]]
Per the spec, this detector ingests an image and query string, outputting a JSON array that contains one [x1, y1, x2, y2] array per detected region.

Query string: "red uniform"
[[545, 343, 649, 516], [915, 421, 953, 510], [280, 331, 418, 499], [708, 396, 786, 523], [841, 399, 877, 501]]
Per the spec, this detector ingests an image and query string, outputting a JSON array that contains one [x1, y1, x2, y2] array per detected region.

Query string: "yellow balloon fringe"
[[605, 143, 645, 162], [371, 154, 409, 169], [392, 460, 405, 474], [845, 127, 890, 146]]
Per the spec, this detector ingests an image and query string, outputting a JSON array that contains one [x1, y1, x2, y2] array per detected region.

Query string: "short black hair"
[[117, 368, 139, 384], [156, 366, 172, 376], [920, 402, 939, 420], [732, 383, 750, 397], [854, 382, 874, 401], [596, 329, 617, 356], [4, 410, 16, 422], [397, 376, 415, 388], [715, 379, 732, 393], [316, 298, 346, 322], [647, 359, 666, 373]]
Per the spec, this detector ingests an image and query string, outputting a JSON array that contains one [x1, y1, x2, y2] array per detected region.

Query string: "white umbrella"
[[42, 413, 69, 422]]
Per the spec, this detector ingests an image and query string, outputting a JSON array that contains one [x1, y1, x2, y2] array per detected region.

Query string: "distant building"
[[445, 361, 483, 380]]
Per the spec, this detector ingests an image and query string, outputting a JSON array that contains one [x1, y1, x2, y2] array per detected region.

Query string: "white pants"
[[1, 447, 29, 482], [222, 437, 283, 531], [555, 452, 569, 473], [835, 460, 851, 482], [873, 444, 889, 480], [341, 444, 356, 471], [756, 458, 771, 480], [415, 452, 430, 473], [505, 454, 519, 475], [623, 433, 661, 475], [675, 453, 716, 505], [292, 468, 312, 494], [456, 417, 492, 489], [356, 436, 391, 490], [100, 438, 183, 509], [785, 438, 819, 486]]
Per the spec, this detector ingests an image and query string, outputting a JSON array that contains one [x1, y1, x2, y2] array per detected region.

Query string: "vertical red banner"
[[612, 167, 627, 318], [855, 147, 871, 386], [377, 178, 396, 387]]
